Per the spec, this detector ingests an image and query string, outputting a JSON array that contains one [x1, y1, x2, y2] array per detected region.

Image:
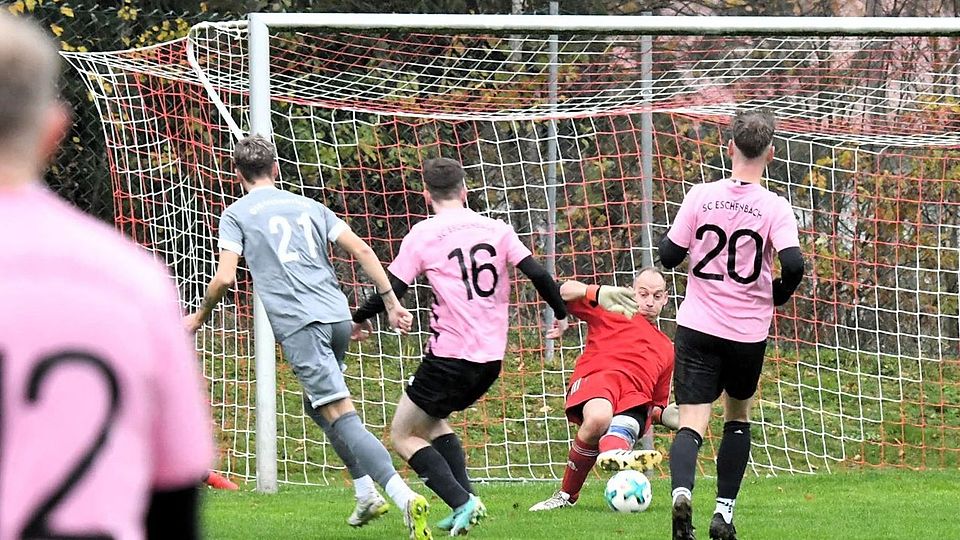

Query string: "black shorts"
[[406, 354, 502, 419], [673, 325, 767, 405]]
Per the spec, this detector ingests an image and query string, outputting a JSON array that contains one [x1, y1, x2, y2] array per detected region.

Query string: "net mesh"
[[63, 21, 960, 483]]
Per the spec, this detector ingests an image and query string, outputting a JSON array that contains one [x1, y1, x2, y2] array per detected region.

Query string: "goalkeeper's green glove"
[[586, 285, 638, 317]]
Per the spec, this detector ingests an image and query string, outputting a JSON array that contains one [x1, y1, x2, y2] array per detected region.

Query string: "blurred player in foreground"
[[529, 268, 679, 512], [0, 12, 214, 539], [184, 135, 432, 539], [351, 158, 638, 535], [659, 110, 805, 540]]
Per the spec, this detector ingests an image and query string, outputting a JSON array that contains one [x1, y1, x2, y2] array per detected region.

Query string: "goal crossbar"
[[248, 13, 960, 36]]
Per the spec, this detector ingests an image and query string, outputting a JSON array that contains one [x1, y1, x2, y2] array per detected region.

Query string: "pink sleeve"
[[387, 229, 423, 285], [149, 275, 215, 489], [666, 185, 699, 249], [770, 198, 801, 252], [502, 226, 532, 266]]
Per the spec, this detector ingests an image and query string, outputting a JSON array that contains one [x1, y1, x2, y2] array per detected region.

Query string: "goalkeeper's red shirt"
[[566, 297, 674, 408]]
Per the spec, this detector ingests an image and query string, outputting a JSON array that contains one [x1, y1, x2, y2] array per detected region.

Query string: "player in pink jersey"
[[659, 110, 805, 540], [0, 13, 213, 540], [352, 158, 637, 535]]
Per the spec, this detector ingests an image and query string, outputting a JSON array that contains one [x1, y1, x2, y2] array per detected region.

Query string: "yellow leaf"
[[49, 23, 63, 36], [59, 5, 73, 17], [8, 1, 25, 15], [24, 0, 35, 11]]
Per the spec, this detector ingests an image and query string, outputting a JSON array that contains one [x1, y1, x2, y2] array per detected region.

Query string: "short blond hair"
[[0, 13, 60, 149]]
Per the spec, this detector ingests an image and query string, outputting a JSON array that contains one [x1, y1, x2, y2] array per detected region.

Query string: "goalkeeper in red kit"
[[529, 267, 678, 511]]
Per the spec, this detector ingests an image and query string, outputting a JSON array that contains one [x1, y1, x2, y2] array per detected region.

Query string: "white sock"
[[384, 473, 416, 509], [353, 475, 376, 499], [715, 497, 735, 524], [672, 487, 692, 504]]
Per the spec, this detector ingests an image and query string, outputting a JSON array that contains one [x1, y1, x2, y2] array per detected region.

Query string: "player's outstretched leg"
[[670, 426, 704, 540], [392, 396, 481, 535], [595, 410, 663, 472], [326, 409, 432, 539], [711, 419, 751, 540], [304, 394, 389, 527], [530, 398, 613, 512]]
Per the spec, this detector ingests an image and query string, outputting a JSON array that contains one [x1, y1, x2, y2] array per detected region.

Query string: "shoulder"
[[55, 200, 174, 306], [766, 190, 795, 214], [681, 182, 709, 201]]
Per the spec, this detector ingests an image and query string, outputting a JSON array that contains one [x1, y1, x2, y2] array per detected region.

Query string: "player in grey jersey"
[[185, 135, 433, 540]]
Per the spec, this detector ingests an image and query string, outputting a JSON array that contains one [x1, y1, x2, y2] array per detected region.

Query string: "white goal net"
[[63, 18, 960, 485]]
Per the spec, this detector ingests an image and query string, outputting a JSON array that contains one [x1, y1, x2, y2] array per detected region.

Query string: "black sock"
[[670, 427, 703, 493], [716, 421, 751, 500], [432, 433, 472, 494], [409, 446, 471, 509]]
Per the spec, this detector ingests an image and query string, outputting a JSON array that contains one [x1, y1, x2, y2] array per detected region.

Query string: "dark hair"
[[731, 110, 776, 159], [234, 134, 276, 181], [422, 157, 465, 200]]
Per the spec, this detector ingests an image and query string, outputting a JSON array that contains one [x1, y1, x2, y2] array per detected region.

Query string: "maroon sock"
[[560, 436, 598, 502]]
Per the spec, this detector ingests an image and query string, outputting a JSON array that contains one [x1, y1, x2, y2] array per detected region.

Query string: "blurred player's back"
[[0, 13, 212, 540], [0, 185, 213, 540]]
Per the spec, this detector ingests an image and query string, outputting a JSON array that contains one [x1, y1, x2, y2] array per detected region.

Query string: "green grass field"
[[204, 469, 959, 539]]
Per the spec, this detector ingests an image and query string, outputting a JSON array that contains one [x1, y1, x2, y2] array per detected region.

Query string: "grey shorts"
[[281, 320, 352, 409]]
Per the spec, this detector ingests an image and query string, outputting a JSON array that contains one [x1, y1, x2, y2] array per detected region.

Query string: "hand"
[[545, 317, 569, 340], [772, 278, 792, 306], [350, 321, 373, 342], [183, 312, 204, 335], [386, 305, 414, 334], [598, 286, 639, 317]]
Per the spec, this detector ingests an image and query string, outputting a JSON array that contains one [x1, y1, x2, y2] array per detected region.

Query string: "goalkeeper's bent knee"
[[606, 414, 641, 447]]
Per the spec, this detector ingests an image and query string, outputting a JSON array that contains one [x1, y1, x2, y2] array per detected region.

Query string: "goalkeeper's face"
[[633, 271, 668, 322]]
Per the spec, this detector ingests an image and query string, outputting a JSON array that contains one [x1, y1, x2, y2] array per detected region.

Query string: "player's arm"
[[516, 256, 567, 320], [556, 279, 638, 316], [184, 250, 239, 333], [658, 235, 688, 269], [659, 187, 698, 269], [773, 247, 805, 306], [352, 270, 411, 323], [771, 198, 806, 306], [335, 228, 412, 333]]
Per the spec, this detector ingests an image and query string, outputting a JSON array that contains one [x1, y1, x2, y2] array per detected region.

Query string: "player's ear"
[[271, 161, 279, 179], [459, 185, 467, 202], [38, 101, 69, 168], [766, 144, 775, 164], [422, 188, 432, 206], [727, 139, 735, 158]]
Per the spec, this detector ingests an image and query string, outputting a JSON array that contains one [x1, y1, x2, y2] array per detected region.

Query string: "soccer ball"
[[604, 470, 652, 513]]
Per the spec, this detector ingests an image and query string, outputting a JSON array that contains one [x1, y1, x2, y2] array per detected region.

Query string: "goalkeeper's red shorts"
[[563, 370, 652, 425]]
